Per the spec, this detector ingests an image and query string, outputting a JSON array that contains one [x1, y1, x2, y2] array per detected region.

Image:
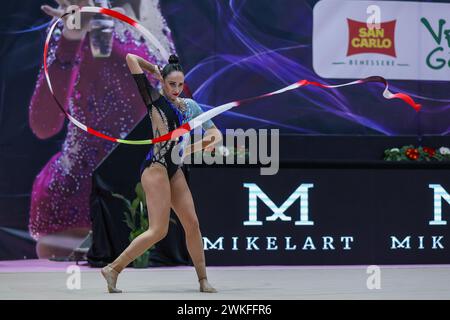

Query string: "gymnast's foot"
[[101, 264, 122, 293], [199, 278, 217, 293]]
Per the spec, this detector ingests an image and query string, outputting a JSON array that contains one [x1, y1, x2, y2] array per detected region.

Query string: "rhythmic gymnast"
[[101, 53, 222, 293]]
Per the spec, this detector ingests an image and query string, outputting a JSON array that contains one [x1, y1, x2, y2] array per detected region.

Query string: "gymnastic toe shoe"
[[199, 278, 218, 293], [101, 264, 122, 293]]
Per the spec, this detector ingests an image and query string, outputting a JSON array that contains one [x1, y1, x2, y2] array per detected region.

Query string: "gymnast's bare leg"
[[101, 163, 171, 293], [170, 168, 217, 293]]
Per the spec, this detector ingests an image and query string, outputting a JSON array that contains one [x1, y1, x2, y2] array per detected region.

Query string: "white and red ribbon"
[[43, 7, 422, 145]]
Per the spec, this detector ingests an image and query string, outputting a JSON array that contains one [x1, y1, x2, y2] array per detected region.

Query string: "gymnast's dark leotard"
[[132, 72, 217, 179], [132, 72, 184, 179]]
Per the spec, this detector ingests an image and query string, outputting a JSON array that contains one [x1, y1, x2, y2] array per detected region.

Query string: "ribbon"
[[43, 7, 422, 145]]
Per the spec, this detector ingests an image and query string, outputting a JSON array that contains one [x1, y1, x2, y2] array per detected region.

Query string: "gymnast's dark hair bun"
[[168, 55, 180, 64], [162, 55, 183, 78]]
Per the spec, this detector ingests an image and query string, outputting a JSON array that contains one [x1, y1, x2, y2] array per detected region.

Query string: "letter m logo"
[[243, 183, 314, 226], [429, 184, 450, 225]]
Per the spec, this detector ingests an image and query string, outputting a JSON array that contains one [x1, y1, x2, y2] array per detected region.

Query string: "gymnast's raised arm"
[[126, 53, 162, 106], [126, 53, 163, 78]]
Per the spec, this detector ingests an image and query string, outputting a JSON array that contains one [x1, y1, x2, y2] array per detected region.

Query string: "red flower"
[[423, 147, 436, 157], [405, 148, 419, 160]]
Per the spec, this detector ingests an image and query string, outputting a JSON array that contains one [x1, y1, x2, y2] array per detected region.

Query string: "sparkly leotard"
[[132, 73, 216, 179]]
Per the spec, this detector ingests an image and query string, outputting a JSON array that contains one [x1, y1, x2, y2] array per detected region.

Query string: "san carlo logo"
[[346, 19, 397, 57], [313, 0, 450, 80]]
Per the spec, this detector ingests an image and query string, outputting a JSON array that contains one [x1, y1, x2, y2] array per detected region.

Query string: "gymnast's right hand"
[[41, 0, 95, 40]]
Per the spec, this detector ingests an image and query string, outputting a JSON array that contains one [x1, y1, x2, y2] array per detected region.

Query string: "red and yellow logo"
[[347, 19, 396, 57]]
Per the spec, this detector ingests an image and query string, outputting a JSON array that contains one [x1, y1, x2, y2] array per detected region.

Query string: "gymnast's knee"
[[144, 225, 169, 243]]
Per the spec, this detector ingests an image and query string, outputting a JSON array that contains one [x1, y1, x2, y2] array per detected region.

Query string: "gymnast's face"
[[162, 71, 185, 101]]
